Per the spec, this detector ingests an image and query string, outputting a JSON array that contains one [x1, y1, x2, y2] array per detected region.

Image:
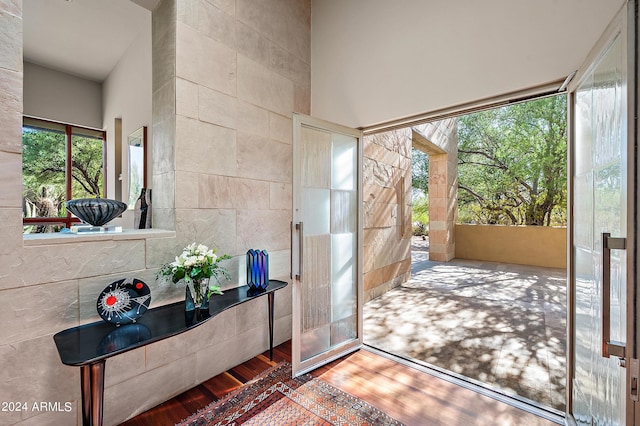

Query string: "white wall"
[[311, 0, 626, 128], [23, 62, 102, 128], [103, 12, 152, 225]]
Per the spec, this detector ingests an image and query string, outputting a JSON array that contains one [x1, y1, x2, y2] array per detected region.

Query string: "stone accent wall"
[[0, 0, 309, 424], [363, 129, 413, 303], [413, 120, 458, 261], [456, 224, 567, 268]]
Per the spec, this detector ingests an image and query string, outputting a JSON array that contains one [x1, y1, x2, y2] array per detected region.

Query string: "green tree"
[[411, 147, 430, 235], [412, 147, 429, 196], [22, 127, 104, 222], [457, 95, 567, 226]]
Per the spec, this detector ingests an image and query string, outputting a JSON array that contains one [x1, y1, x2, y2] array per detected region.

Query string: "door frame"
[[291, 113, 364, 376], [566, 1, 639, 424]]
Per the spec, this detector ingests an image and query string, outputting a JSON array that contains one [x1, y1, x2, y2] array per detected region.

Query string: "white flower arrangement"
[[158, 243, 231, 302]]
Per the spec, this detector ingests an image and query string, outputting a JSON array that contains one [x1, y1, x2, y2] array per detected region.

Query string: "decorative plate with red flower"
[[97, 278, 151, 326]]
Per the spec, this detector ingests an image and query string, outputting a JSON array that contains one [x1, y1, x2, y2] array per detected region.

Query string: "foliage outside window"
[[22, 117, 106, 233], [411, 94, 567, 230], [457, 95, 567, 226], [411, 148, 430, 236]]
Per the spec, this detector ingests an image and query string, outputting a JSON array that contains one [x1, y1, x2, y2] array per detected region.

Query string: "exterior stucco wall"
[[455, 224, 567, 269]]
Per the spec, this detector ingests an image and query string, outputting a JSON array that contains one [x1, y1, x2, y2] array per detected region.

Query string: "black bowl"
[[66, 198, 127, 226]]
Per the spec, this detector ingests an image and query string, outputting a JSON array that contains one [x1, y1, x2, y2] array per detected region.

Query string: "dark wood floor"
[[120, 340, 559, 426]]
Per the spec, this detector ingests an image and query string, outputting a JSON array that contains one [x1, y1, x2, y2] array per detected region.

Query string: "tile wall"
[[0, 0, 309, 424]]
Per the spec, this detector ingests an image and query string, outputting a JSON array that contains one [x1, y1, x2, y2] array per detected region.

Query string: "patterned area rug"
[[177, 362, 404, 426]]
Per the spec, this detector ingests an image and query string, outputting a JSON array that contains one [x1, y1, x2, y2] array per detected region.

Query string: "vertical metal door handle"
[[601, 232, 626, 359], [296, 222, 303, 281], [290, 222, 294, 280]]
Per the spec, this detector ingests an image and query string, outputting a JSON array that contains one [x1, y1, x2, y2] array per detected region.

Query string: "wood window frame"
[[22, 116, 107, 230]]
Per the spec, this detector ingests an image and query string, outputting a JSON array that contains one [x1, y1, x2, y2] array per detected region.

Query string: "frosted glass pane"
[[302, 235, 331, 332], [331, 315, 357, 347], [301, 126, 331, 189], [331, 134, 357, 190], [331, 190, 357, 233], [302, 188, 330, 235], [332, 233, 356, 321], [574, 79, 593, 176], [592, 36, 623, 170], [301, 325, 330, 362], [573, 247, 597, 403], [573, 173, 593, 250]]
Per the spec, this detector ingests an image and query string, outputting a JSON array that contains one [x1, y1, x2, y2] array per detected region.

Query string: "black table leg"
[[268, 292, 274, 361], [80, 361, 105, 426]]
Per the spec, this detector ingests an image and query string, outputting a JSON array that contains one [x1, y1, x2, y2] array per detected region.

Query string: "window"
[[22, 117, 106, 233]]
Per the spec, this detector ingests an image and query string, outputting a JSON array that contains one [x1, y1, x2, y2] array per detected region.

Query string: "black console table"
[[53, 280, 288, 426]]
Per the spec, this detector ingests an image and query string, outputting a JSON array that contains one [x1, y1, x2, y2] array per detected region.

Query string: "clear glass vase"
[[185, 278, 210, 313]]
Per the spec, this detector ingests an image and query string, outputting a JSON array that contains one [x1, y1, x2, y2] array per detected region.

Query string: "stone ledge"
[[23, 229, 176, 246]]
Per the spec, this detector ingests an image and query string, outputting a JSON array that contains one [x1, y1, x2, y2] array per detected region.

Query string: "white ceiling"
[[23, 0, 153, 82]]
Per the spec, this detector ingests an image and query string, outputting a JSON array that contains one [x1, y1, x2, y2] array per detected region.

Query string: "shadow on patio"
[[364, 237, 567, 411]]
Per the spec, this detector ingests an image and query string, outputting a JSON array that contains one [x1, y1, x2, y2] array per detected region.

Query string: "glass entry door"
[[569, 2, 638, 424], [291, 114, 363, 376]]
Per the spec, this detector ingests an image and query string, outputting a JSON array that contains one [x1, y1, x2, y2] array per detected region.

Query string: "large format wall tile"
[[175, 171, 199, 209], [0, 208, 22, 255], [175, 116, 237, 175], [104, 348, 145, 389], [237, 55, 293, 117], [0, 8, 21, 72], [152, 118, 176, 175], [236, 0, 310, 63], [270, 43, 310, 86], [294, 83, 311, 115], [0, 335, 80, 424], [198, 175, 269, 210], [0, 280, 78, 345], [194, 326, 266, 384], [236, 101, 270, 137], [236, 21, 270, 68], [151, 170, 175, 209], [176, 22, 236, 96], [176, 0, 198, 28], [175, 208, 238, 256], [267, 252, 291, 282], [0, 0, 20, 17], [176, 77, 198, 119], [0, 68, 22, 153], [0, 240, 146, 289], [145, 308, 235, 371], [198, 85, 236, 129], [236, 132, 292, 183], [103, 354, 198, 426], [0, 150, 21, 208], [235, 296, 269, 334], [269, 182, 292, 210], [236, 209, 290, 252], [269, 112, 292, 144], [153, 79, 177, 124], [198, 0, 236, 49], [208, 0, 235, 17]]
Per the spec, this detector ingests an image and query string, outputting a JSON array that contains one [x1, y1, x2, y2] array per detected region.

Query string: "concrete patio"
[[364, 237, 567, 411]]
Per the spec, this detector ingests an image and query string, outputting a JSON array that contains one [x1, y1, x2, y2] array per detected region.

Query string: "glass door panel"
[[292, 114, 363, 376], [570, 3, 636, 423]]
